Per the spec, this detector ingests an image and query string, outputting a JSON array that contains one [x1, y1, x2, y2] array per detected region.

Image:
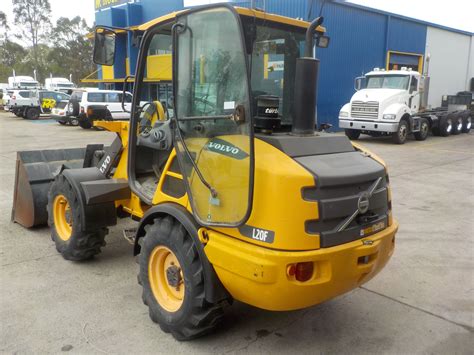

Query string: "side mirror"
[[93, 28, 116, 66], [354, 76, 366, 91], [316, 35, 330, 48]]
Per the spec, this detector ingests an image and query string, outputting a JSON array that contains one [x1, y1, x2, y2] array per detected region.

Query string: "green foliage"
[[0, 4, 94, 85]]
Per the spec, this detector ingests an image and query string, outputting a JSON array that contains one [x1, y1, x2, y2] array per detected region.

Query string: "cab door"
[[173, 5, 253, 227], [409, 75, 420, 113]]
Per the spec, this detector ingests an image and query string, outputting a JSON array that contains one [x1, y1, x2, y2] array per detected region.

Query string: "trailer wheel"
[[47, 174, 107, 261], [439, 115, 453, 137], [414, 118, 429, 141], [451, 114, 463, 135], [26, 108, 40, 120], [462, 114, 471, 133], [344, 129, 360, 140], [139, 216, 224, 341], [392, 120, 408, 144]]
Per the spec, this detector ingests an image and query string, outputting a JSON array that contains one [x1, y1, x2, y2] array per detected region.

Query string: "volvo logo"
[[357, 192, 370, 214]]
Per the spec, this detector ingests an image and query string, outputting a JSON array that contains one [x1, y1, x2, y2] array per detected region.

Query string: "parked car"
[[51, 100, 78, 125], [7, 89, 70, 119], [65, 89, 132, 129]]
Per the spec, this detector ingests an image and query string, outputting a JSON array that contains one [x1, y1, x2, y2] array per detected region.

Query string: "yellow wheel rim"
[[53, 194, 72, 241], [148, 246, 185, 312]]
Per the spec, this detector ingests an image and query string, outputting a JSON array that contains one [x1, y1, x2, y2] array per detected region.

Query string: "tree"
[[12, 0, 52, 80], [0, 11, 9, 42], [48, 16, 94, 84]]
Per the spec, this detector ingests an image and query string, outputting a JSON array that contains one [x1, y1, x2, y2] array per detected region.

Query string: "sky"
[[1, 0, 473, 38]]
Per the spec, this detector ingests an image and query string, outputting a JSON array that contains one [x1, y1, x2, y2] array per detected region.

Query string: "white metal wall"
[[424, 27, 472, 108]]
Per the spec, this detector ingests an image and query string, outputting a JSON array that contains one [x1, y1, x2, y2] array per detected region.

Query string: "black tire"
[[439, 114, 453, 137], [461, 113, 472, 133], [344, 129, 361, 140], [392, 120, 409, 144], [139, 216, 224, 341], [47, 174, 107, 261], [451, 113, 463, 135], [78, 115, 93, 129], [26, 107, 40, 120], [58, 120, 67, 125], [13, 111, 22, 117], [414, 118, 429, 141]]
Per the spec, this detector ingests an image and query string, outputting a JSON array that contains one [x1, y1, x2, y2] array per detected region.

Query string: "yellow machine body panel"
[[204, 221, 397, 311], [213, 138, 320, 250]]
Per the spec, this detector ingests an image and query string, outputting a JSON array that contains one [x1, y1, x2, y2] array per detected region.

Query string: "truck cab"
[[339, 67, 424, 144]]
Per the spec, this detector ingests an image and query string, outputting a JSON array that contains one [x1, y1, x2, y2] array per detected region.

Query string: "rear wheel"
[[139, 216, 224, 341], [58, 120, 67, 125], [70, 117, 79, 126], [26, 108, 40, 120], [414, 118, 429, 141], [78, 115, 93, 129], [392, 120, 408, 144], [451, 114, 463, 135], [47, 174, 107, 261], [462, 114, 472, 133], [439, 115, 453, 137], [344, 129, 361, 140]]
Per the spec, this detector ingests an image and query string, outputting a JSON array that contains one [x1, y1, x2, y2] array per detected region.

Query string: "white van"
[[63, 89, 132, 128]]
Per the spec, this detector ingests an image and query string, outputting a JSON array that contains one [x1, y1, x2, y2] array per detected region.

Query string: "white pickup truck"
[[339, 68, 472, 144]]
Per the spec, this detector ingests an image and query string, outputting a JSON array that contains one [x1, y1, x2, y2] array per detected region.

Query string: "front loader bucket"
[[12, 148, 87, 228]]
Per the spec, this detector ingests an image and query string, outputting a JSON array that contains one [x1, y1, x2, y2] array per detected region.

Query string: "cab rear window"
[[18, 91, 32, 98]]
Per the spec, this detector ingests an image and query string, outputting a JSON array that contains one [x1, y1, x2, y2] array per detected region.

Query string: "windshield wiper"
[[173, 122, 219, 202]]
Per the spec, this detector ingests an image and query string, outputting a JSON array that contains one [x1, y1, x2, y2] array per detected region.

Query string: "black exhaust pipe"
[[292, 17, 323, 136]]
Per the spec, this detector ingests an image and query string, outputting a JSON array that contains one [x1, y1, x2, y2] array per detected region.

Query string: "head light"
[[339, 111, 349, 118], [383, 114, 396, 120]]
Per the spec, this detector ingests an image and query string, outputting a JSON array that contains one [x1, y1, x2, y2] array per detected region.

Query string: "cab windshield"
[[366, 75, 410, 90]]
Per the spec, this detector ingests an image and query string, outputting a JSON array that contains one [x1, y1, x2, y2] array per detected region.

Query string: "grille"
[[303, 176, 389, 248], [351, 101, 379, 119]]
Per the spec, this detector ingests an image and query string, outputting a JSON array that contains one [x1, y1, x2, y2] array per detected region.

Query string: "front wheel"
[[139, 216, 224, 341], [26, 108, 40, 120], [392, 120, 408, 144], [414, 118, 429, 141], [58, 120, 67, 125], [47, 174, 107, 261], [344, 129, 361, 140]]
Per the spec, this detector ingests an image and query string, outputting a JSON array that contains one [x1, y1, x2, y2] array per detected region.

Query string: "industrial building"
[[89, 0, 474, 129]]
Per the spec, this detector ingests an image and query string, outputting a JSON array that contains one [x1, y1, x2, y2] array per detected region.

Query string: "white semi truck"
[[8, 76, 40, 90], [339, 67, 472, 144], [44, 77, 75, 93]]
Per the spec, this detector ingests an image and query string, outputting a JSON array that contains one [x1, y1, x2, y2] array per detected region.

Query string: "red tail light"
[[12, 95, 16, 100], [287, 262, 314, 282], [296, 262, 314, 281]]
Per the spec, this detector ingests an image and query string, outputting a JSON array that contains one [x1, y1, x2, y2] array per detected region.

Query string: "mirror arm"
[[122, 75, 134, 113]]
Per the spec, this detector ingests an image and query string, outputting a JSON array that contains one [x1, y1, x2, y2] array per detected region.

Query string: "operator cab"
[[93, 5, 329, 226]]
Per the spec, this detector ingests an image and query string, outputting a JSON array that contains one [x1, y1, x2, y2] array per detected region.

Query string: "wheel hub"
[[446, 119, 452, 133], [166, 265, 182, 289], [53, 194, 72, 241], [148, 246, 185, 312]]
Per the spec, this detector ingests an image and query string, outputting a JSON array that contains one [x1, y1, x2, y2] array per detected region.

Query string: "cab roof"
[[137, 6, 325, 32], [366, 69, 421, 76]]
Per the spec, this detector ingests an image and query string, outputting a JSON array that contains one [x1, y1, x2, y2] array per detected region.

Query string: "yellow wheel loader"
[[12, 5, 398, 340]]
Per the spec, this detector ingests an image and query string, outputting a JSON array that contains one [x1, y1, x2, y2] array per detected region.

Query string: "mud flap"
[[11, 148, 86, 228]]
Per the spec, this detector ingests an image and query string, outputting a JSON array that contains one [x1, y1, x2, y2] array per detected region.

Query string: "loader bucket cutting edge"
[[12, 148, 87, 228]]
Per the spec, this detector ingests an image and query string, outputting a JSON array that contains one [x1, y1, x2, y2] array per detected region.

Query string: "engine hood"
[[352, 89, 406, 103]]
